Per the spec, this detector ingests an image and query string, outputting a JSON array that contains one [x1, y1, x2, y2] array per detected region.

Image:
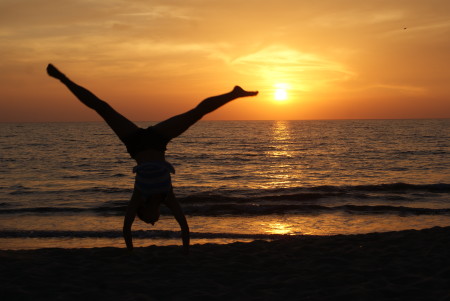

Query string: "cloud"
[[373, 84, 426, 94], [229, 45, 354, 91], [117, 5, 195, 21], [310, 9, 405, 28]]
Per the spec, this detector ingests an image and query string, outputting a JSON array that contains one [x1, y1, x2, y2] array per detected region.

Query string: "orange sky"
[[1, 0, 449, 122]]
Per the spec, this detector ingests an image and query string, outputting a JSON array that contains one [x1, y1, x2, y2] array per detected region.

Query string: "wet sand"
[[1, 226, 449, 301]]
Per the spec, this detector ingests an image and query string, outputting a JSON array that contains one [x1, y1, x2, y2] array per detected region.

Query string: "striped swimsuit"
[[133, 161, 176, 198]]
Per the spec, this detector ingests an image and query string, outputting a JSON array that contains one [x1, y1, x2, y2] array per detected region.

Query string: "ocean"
[[1, 120, 449, 250]]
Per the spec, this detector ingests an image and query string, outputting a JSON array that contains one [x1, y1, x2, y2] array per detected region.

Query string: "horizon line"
[[1, 117, 450, 124]]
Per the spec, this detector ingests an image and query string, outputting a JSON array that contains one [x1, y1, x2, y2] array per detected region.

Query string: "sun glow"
[[274, 89, 287, 101], [274, 83, 289, 101]]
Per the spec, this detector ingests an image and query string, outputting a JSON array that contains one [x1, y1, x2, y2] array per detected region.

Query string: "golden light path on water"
[[250, 120, 450, 237], [264, 121, 293, 187], [261, 121, 318, 236], [3, 214, 450, 249]]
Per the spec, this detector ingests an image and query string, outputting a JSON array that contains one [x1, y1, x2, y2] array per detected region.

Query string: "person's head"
[[136, 200, 161, 225]]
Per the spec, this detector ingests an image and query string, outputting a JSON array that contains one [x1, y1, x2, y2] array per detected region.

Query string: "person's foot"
[[46, 64, 66, 80], [232, 86, 258, 97]]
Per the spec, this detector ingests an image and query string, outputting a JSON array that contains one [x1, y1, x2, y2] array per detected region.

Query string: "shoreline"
[[1, 226, 449, 300]]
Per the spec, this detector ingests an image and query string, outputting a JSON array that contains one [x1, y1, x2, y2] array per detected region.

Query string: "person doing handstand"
[[46, 64, 258, 254]]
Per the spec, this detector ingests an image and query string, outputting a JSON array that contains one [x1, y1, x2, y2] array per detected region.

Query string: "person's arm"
[[165, 192, 190, 254], [123, 193, 140, 251]]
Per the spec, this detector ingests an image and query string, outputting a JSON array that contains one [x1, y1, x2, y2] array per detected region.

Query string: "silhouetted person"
[[46, 64, 258, 254]]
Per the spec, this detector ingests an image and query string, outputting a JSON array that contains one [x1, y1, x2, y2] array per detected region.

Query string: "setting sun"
[[274, 88, 288, 101], [274, 83, 289, 101]]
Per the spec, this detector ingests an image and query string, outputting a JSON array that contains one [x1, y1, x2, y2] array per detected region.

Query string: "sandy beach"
[[1, 227, 449, 301]]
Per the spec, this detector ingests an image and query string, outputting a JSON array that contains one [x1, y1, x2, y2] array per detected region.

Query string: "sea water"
[[1, 120, 449, 249]]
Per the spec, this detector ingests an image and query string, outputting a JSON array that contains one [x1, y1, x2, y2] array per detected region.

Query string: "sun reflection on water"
[[267, 120, 292, 158], [265, 222, 294, 235], [262, 121, 299, 188]]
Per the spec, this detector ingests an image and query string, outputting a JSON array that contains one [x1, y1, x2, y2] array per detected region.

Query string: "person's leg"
[[47, 64, 139, 140], [153, 86, 258, 140]]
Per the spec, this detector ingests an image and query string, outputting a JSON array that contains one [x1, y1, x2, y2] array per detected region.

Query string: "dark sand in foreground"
[[1, 227, 449, 301]]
